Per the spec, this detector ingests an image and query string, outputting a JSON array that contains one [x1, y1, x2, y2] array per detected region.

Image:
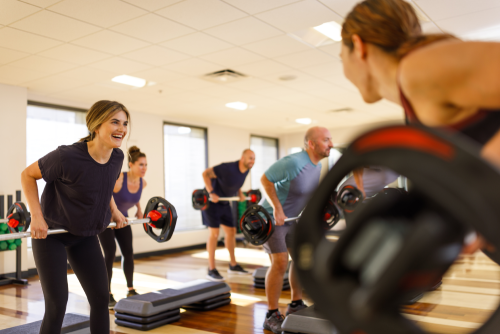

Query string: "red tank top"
[[399, 87, 500, 147]]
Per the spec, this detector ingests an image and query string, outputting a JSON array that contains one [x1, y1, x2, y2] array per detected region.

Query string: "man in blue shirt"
[[261, 127, 333, 333], [202, 149, 255, 281]]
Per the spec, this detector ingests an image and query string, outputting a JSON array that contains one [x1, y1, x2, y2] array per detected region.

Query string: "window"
[[328, 148, 343, 170], [27, 102, 88, 197], [250, 136, 279, 191], [164, 123, 207, 231]]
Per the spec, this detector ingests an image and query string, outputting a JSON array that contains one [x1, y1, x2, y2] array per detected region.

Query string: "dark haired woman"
[[21, 100, 129, 334], [340, 0, 500, 250], [99, 146, 148, 309]]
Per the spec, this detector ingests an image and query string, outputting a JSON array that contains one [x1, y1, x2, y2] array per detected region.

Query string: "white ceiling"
[[0, 0, 499, 134]]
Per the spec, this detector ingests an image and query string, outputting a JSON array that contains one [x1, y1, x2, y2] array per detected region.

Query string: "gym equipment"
[[292, 125, 500, 334], [114, 280, 230, 330], [240, 203, 340, 246], [0, 197, 177, 243], [0, 202, 31, 233], [192, 189, 262, 210], [252, 266, 290, 290], [281, 305, 337, 334], [336, 185, 364, 213], [0, 313, 90, 333]]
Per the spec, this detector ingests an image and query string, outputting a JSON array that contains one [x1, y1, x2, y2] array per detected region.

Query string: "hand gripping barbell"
[[292, 125, 500, 334], [192, 189, 262, 210], [0, 197, 177, 243]]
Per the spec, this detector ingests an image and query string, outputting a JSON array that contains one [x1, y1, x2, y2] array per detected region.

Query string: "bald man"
[[202, 149, 256, 281], [260, 127, 333, 333]]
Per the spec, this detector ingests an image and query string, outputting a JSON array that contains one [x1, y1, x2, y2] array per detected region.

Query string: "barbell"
[[0, 196, 177, 243], [192, 189, 262, 210], [292, 124, 500, 334]]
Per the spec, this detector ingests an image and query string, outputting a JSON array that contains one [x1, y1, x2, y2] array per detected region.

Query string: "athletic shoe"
[[127, 289, 139, 297], [430, 280, 442, 291], [263, 311, 285, 333], [228, 264, 249, 274], [404, 292, 424, 305], [207, 268, 225, 281], [286, 302, 307, 316], [108, 294, 117, 310]]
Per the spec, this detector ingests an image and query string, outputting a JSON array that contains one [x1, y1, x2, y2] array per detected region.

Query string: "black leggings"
[[32, 233, 109, 334], [98, 225, 134, 292]]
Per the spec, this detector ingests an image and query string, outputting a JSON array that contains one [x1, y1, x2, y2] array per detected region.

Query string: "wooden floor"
[[0, 242, 499, 334]]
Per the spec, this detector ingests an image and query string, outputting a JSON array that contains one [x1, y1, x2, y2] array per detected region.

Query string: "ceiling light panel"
[[112, 75, 147, 88], [226, 101, 248, 110]]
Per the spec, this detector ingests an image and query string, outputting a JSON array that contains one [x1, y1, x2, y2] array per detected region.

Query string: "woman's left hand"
[[112, 209, 128, 229]]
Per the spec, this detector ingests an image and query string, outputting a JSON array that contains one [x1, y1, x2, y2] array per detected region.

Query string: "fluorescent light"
[[112, 75, 147, 88], [314, 21, 342, 42], [295, 118, 312, 125], [226, 101, 248, 111], [177, 127, 191, 134]]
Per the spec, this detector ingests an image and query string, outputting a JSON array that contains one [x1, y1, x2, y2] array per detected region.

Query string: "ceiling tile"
[[232, 59, 292, 77], [162, 77, 219, 90], [39, 44, 111, 65], [0, 0, 40, 25], [110, 14, 194, 43], [317, 42, 341, 58], [130, 67, 187, 84], [225, 77, 276, 92], [205, 17, 283, 45], [0, 65, 49, 85], [281, 78, 333, 92], [25, 74, 91, 94], [317, 0, 358, 17], [163, 58, 222, 76], [21, 0, 63, 7], [413, 0, 500, 22], [242, 35, 311, 58], [421, 22, 443, 34], [155, 0, 247, 30], [435, 6, 500, 36], [135, 83, 187, 97], [72, 30, 149, 55], [201, 85, 245, 98], [221, 0, 301, 15], [276, 49, 335, 69], [200, 47, 264, 67], [261, 69, 315, 84], [160, 32, 232, 57], [0, 27, 62, 53], [121, 0, 184, 12], [88, 57, 152, 74], [301, 61, 343, 78], [9, 55, 77, 74], [123, 45, 190, 66], [0, 47, 30, 65], [49, 0, 147, 28], [253, 85, 299, 98], [59, 66, 117, 82], [255, 0, 341, 32], [11, 10, 101, 42]]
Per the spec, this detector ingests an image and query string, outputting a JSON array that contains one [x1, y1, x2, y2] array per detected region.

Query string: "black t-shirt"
[[38, 141, 124, 236], [211, 161, 249, 202]]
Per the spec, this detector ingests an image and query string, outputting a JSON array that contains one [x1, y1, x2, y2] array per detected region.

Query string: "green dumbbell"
[[0, 223, 7, 232], [0, 241, 7, 250], [14, 239, 21, 246], [8, 244, 16, 251], [6, 239, 14, 244]]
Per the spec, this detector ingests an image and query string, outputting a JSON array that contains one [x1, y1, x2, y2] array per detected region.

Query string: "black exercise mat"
[[182, 298, 231, 311], [115, 308, 180, 324], [191, 293, 231, 305], [115, 314, 180, 331], [0, 313, 89, 334]]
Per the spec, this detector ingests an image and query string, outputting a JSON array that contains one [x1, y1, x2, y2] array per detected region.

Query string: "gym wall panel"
[[0, 83, 29, 275]]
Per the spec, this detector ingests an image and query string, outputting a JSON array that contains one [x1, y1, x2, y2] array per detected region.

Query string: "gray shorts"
[[263, 223, 294, 254]]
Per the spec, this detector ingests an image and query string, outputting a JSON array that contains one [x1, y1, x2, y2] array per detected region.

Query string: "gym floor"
[[0, 242, 497, 334]]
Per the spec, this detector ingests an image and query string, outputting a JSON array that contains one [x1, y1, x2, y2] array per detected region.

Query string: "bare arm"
[[21, 161, 47, 238], [202, 167, 217, 193], [238, 188, 246, 202], [353, 168, 365, 197], [261, 174, 287, 226], [110, 196, 127, 228], [401, 41, 500, 125], [113, 172, 124, 193]]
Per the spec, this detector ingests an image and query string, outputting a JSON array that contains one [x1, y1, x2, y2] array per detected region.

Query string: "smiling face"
[[129, 157, 147, 177], [94, 110, 129, 149]]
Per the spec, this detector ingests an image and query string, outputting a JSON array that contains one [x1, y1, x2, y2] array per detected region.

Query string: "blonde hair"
[[79, 100, 130, 142]]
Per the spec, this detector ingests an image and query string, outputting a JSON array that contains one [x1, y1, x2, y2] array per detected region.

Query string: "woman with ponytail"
[[21, 100, 129, 334], [99, 146, 147, 309], [339, 0, 500, 250]]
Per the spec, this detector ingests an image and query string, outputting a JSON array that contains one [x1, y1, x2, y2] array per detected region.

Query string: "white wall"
[[0, 84, 28, 274]]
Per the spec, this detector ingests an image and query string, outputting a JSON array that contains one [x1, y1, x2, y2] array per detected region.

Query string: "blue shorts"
[[201, 203, 236, 228]]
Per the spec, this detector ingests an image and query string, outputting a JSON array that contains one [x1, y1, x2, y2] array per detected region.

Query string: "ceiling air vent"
[[329, 107, 353, 113], [203, 69, 247, 83]]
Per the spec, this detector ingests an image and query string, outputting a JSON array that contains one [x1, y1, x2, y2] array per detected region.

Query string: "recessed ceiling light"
[[226, 101, 248, 111], [112, 75, 147, 88], [296, 118, 312, 125], [313, 21, 342, 42]]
